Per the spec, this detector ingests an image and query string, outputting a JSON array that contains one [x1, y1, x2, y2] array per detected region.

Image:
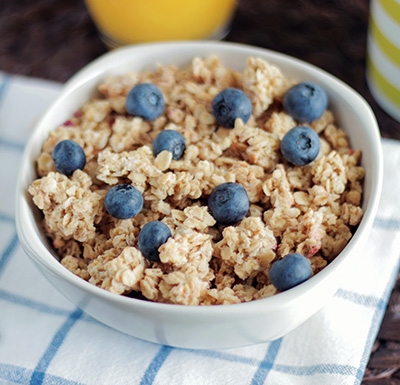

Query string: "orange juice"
[[85, 0, 237, 46]]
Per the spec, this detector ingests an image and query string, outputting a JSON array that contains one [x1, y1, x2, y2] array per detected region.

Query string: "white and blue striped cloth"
[[1, 72, 400, 385]]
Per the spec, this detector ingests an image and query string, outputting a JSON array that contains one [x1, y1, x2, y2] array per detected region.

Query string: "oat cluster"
[[29, 56, 365, 305]]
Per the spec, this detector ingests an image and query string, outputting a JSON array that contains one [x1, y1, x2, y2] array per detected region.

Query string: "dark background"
[[1, 0, 400, 139], [1, 0, 400, 382]]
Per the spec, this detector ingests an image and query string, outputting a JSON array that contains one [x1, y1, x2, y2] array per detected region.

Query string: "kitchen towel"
[[1, 72, 399, 385]]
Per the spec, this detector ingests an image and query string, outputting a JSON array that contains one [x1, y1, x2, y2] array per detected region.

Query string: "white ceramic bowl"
[[16, 41, 383, 349]]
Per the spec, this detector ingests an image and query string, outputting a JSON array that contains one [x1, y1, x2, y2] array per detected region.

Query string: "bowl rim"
[[16, 40, 383, 316]]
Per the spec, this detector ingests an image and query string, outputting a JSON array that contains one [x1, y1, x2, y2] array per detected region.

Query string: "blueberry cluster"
[[280, 82, 327, 166], [50, 81, 328, 293]]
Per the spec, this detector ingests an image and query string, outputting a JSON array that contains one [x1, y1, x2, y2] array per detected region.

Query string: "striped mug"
[[366, 0, 400, 122]]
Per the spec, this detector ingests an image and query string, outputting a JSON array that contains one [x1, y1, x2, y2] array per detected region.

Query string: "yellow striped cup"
[[366, 0, 400, 121]]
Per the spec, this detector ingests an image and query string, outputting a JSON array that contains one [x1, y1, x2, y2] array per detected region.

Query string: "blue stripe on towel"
[[0, 288, 74, 317], [0, 363, 31, 384], [191, 349, 359, 377], [274, 363, 357, 376], [139, 345, 173, 385], [0, 138, 25, 152], [0, 233, 19, 278], [335, 289, 382, 308], [353, 252, 400, 385], [0, 363, 83, 385], [0, 288, 98, 325], [191, 349, 260, 366], [0, 212, 14, 223], [354, 298, 387, 384], [0, 76, 25, 153], [189, 348, 359, 377], [0, 75, 11, 109], [29, 308, 83, 385], [250, 338, 282, 384], [374, 217, 400, 231]]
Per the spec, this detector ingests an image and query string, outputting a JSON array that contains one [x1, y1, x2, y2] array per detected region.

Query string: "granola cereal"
[[29, 56, 365, 305]]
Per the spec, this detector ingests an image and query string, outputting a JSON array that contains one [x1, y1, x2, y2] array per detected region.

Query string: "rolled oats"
[[29, 56, 365, 305]]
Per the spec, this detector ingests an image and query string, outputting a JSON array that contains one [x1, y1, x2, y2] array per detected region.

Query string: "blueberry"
[[126, 83, 165, 121], [283, 82, 328, 122], [104, 184, 143, 219], [208, 182, 249, 225], [269, 253, 312, 292], [153, 130, 186, 160], [280, 126, 320, 166], [138, 221, 172, 262], [52, 139, 86, 175], [212, 88, 252, 128]]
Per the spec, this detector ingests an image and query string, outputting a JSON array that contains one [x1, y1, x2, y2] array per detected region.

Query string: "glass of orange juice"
[[84, 0, 237, 48]]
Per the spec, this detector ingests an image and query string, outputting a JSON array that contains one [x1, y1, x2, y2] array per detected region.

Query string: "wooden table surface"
[[1, 0, 400, 382]]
